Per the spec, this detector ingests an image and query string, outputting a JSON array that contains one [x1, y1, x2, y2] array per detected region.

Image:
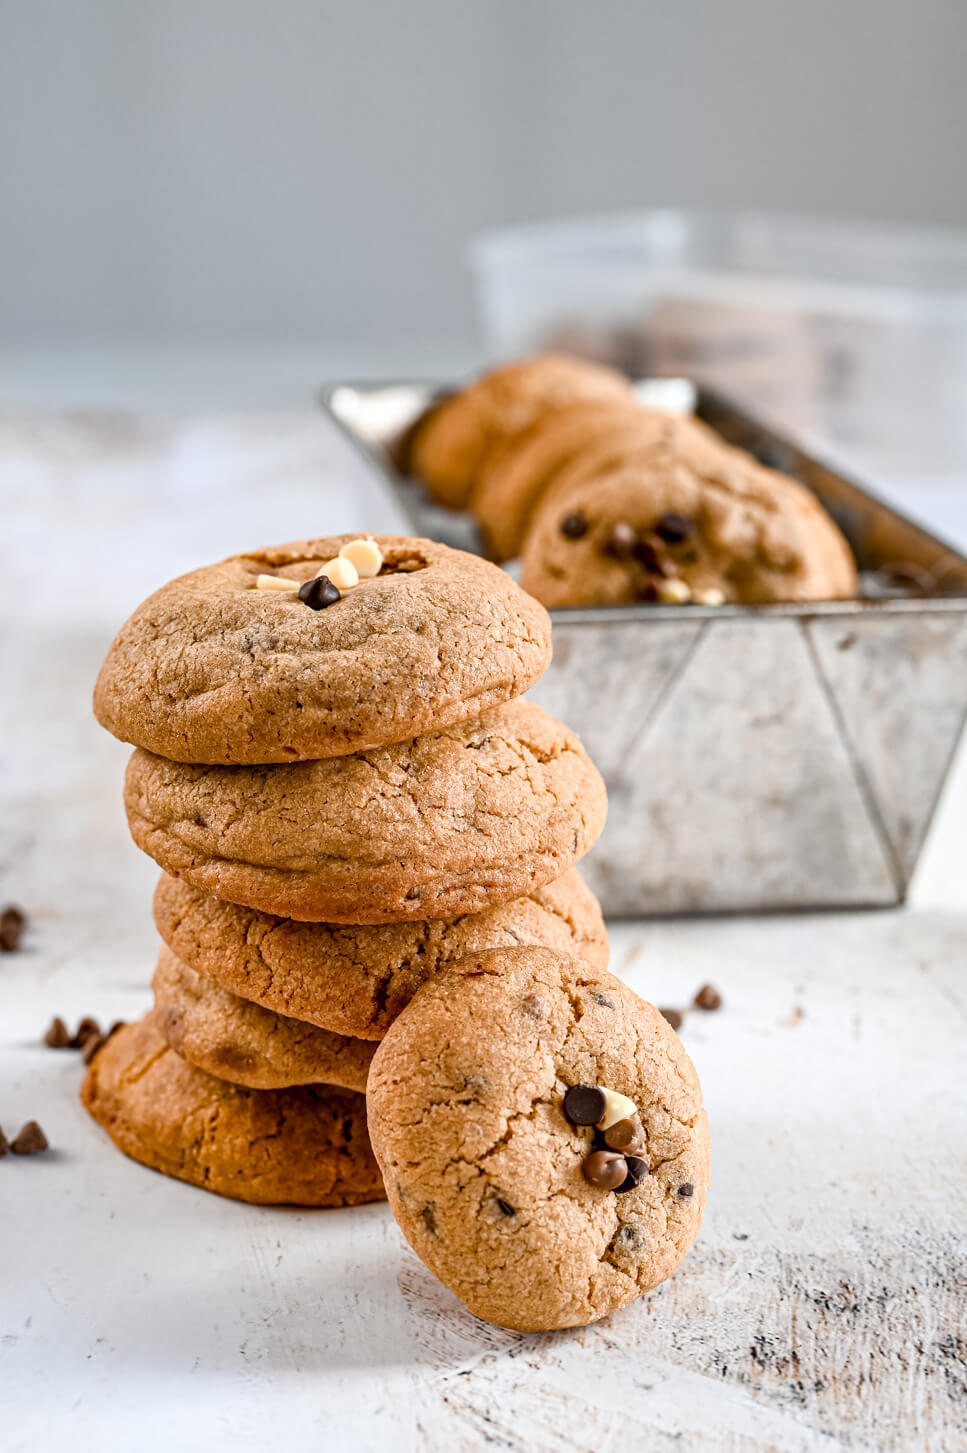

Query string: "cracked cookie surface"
[[367, 947, 708, 1331], [93, 534, 551, 764], [154, 869, 608, 1040], [409, 355, 633, 509], [152, 945, 376, 1090], [124, 699, 607, 923], [80, 1012, 384, 1206], [521, 445, 857, 607]]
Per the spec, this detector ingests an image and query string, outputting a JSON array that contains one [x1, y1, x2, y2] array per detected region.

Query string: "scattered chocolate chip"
[[81, 1033, 106, 1064], [70, 1017, 101, 1050], [563, 1084, 607, 1127], [298, 575, 341, 611], [660, 1007, 684, 1031], [560, 511, 589, 540], [604, 521, 638, 560], [582, 1150, 629, 1190], [677, 1182, 694, 1198], [694, 984, 722, 1011], [633, 534, 671, 577], [421, 1204, 437, 1234], [0, 1125, 8, 1157], [44, 1016, 71, 1048], [608, 1223, 642, 1255], [655, 512, 694, 545], [635, 580, 660, 602], [615, 1155, 649, 1194], [11, 1121, 48, 1155], [603, 1115, 647, 1157], [495, 1197, 516, 1217], [0, 905, 25, 952]]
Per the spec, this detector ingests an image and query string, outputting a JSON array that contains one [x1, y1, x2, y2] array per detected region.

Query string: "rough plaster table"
[[1, 410, 965, 1453]]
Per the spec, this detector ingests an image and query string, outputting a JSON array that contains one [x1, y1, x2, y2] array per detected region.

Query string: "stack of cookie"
[[85, 534, 609, 1210], [409, 352, 857, 606]]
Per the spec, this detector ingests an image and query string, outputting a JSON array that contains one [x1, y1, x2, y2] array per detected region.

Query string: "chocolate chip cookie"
[[366, 947, 709, 1331], [125, 700, 607, 923], [471, 402, 720, 562], [521, 445, 857, 607], [409, 355, 633, 510], [93, 535, 551, 764], [152, 946, 376, 1090], [153, 869, 608, 1040], [80, 1013, 385, 1206]]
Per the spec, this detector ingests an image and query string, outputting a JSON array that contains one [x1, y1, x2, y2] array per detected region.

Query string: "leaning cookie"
[[125, 700, 607, 923], [153, 869, 608, 1040], [93, 534, 551, 764], [409, 354, 633, 510], [471, 402, 721, 562], [80, 1013, 384, 1206], [521, 448, 857, 608], [151, 946, 376, 1091], [367, 947, 709, 1331]]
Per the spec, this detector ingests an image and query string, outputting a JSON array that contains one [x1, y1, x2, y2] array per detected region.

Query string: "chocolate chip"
[[635, 580, 660, 602], [11, 1121, 48, 1155], [70, 1017, 101, 1050], [0, 905, 25, 952], [81, 1033, 106, 1064], [582, 1150, 628, 1190], [633, 534, 671, 576], [655, 512, 694, 544], [563, 1084, 607, 1126], [495, 1197, 516, 1217], [44, 1016, 71, 1048], [560, 511, 589, 540], [590, 991, 616, 1009], [520, 994, 545, 1020], [298, 575, 341, 610], [603, 1115, 647, 1156], [421, 1204, 437, 1235], [677, 1182, 694, 1198], [615, 1155, 649, 1194], [604, 521, 638, 560], [660, 1007, 684, 1031], [694, 984, 722, 1011], [608, 1223, 642, 1255], [0, 1125, 8, 1157]]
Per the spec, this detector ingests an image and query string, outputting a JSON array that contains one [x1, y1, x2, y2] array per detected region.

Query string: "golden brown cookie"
[[520, 445, 857, 608], [124, 700, 608, 923], [471, 402, 716, 562], [80, 1013, 385, 1206], [151, 946, 376, 1090], [93, 534, 551, 765], [153, 869, 608, 1040], [367, 947, 709, 1331], [409, 355, 633, 509]]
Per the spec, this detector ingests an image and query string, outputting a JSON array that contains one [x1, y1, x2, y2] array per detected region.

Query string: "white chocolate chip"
[[597, 1088, 639, 1130], [338, 538, 383, 578], [315, 557, 359, 590], [656, 578, 692, 604], [255, 574, 299, 592], [694, 587, 726, 606]]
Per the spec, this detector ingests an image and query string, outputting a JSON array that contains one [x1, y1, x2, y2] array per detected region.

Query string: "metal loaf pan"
[[321, 379, 967, 915]]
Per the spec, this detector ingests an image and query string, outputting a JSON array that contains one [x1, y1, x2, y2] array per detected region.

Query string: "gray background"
[[1, 0, 965, 353]]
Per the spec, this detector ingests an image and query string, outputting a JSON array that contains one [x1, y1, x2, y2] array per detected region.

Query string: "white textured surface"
[[1, 411, 966, 1452]]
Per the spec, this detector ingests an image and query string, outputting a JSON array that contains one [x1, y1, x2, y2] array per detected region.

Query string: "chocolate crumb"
[[604, 521, 638, 560], [81, 1033, 106, 1064], [44, 1016, 71, 1049], [694, 984, 722, 1011], [677, 1182, 694, 1198], [0, 1125, 8, 1157], [11, 1121, 48, 1155], [560, 511, 589, 540], [495, 1197, 516, 1217], [298, 576, 341, 611], [70, 1017, 101, 1050], [0, 905, 25, 952], [660, 1007, 684, 1031]]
